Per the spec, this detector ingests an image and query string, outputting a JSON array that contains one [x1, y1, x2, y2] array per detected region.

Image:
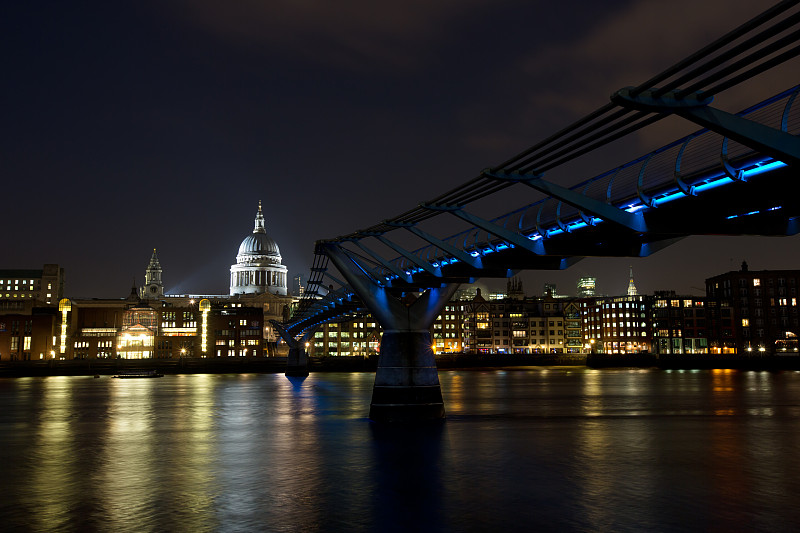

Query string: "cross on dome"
[[254, 201, 266, 234]]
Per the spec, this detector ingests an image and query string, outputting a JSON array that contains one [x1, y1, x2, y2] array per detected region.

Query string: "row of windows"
[[654, 300, 703, 308]]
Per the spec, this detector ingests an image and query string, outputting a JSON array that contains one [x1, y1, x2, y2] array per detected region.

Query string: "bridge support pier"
[[323, 243, 459, 422], [271, 321, 312, 377], [286, 345, 309, 377], [370, 329, 444, 422]]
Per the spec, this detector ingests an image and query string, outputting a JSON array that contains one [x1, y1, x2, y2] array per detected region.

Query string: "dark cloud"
[[167, 0, 507, 71]]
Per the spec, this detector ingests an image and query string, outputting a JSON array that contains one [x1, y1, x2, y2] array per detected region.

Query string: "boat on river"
[[112, 370, 164, 379]]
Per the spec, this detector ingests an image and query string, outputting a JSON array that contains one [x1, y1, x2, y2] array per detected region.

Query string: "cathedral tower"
[[141, 248, 164, 299]]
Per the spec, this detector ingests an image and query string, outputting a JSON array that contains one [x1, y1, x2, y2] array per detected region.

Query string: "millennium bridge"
[[274, 1, 800, 421]]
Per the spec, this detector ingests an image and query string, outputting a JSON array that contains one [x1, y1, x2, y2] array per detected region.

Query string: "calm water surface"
[[1, 368, 800, 532]]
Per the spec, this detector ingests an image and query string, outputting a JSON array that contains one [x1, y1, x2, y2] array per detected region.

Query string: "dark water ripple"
[[0, 368, 799, 532]]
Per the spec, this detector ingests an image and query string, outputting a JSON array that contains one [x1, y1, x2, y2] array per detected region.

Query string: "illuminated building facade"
[[581, 295, 650, 354], [230, 202, 288, 296], [577, 277, 596, 298], [0, 308, 58, 361], [706, 262, 800, 354], [311, 319, 381, 357], [52, 295, 265, 360], [650, 292, 708, 355], [463, 290, 569, 354], [432, 302, 466, 353], [0, 264, 64, 308], [118, 301, 158, 359], [564, 302, 583, 353]]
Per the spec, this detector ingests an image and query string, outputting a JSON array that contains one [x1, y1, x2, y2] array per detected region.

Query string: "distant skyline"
[[4, 1, 798, 299]]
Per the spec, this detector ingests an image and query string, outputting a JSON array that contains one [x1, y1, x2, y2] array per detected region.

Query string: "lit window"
[[742, 318, 749, 326], [754, 279, 761, 286]]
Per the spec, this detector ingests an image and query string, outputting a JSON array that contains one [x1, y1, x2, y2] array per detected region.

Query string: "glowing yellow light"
[[58, 299, 71, 354], [199, 299, 210, 353]]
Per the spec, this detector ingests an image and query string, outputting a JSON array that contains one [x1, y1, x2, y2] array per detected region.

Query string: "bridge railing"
[[388, 85, 799, 275]]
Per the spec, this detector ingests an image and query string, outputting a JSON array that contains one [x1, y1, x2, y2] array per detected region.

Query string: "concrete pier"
[[285, 346, 310, 377], [369, 330, 445, 421]]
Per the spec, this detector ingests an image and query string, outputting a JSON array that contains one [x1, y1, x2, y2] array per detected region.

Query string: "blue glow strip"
[[693, 176, 734, 193], [742, 160, 787, 178], [409, 160, 787, 272], [653, 191, 685, 206]]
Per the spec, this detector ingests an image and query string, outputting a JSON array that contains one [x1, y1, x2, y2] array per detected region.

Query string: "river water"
[[1, 368, 799, 532]]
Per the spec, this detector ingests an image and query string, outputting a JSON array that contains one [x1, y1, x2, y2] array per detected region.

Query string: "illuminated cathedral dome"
[[236, 204, 282, 264], [230, 202, 288, 296]]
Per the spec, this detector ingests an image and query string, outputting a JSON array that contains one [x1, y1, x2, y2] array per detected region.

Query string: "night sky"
[[3, 1, 797, 299]]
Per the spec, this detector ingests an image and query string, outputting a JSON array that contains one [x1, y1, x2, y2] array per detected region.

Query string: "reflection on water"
[[1, 369, 800, 531]]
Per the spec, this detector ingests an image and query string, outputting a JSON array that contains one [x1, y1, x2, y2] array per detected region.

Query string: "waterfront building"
[[705, 262, 800, 354], [230, 202, 288, 296], [0, 264, 64, 308], [463, 290, 568, 354], [0, 307, 58, 360], [564, 301, 583, 353], [581, 295, 650, 354], [432, 301, 467, 353], [56, 293, 265, 360], [650, 291, 708, 355], [463, 289, 491, 353], [311, 319, 380, 357]]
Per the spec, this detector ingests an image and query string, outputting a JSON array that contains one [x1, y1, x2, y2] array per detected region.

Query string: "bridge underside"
[[385, 164, 799, 291]]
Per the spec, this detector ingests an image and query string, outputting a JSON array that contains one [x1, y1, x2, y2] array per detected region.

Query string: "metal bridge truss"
[[285, 1, 800, 338]]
